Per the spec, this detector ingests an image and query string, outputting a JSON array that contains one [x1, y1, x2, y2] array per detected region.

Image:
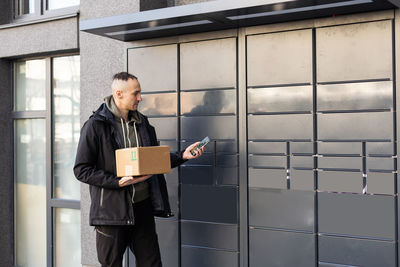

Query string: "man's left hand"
[[119, 174, 153, 187], [182, 142, 205, 160]]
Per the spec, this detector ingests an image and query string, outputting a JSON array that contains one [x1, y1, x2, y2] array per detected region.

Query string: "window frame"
[[12, 0, 79, 23], [12, 54, 80, 267]]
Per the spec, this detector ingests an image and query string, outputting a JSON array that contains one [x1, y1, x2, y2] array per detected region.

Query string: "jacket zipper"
[[100, 188, 104, 207]]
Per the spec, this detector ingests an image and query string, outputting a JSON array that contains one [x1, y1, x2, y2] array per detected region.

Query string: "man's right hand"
[[118, 175, 153, 187]]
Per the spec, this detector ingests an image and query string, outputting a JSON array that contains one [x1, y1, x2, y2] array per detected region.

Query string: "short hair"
[[111, 72, 138, 93]]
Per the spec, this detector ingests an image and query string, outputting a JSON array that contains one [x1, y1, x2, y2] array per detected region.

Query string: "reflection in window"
[[47, 0, 79, 10], [15, 59, 46, 111], [54, 208, 81, 267], [53, 55, 80, 200], [15, 119, 46, 267]]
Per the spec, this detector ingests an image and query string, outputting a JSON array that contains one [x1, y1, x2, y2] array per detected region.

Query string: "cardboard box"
[[115, 146, 171, 177]]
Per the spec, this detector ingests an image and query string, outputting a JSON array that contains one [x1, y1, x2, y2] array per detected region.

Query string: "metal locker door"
[[180, 37, 239, 267], [247, 29, 316, 267], [127, 44, 179, 267]]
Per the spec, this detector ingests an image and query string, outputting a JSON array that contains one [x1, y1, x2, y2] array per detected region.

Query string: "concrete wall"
[[0, 59, 13, 267], [79, 1, 140, 265], [0, 17, 79, 58]]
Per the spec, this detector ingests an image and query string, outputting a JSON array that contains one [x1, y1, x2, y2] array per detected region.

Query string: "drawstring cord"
[[121, 118, 140, 204], [126, 122, 132, 148], [120, 118, 127, 148], [133, 122, 139, 148], [120, 118, 140, 148]]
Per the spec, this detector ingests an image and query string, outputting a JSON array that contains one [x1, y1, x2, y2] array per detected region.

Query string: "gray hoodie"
[[104, 95, 149, 203]]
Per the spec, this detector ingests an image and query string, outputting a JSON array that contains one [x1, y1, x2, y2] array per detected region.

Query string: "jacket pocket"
[[95, 226, 113, 239], [100, 188, 104, 207]]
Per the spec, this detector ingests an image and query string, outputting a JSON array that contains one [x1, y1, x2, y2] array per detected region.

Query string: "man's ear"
[[115, 89, 123, 98]]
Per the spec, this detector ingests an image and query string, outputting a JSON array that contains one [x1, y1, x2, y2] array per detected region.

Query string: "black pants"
[[95, 198, 162, 267]]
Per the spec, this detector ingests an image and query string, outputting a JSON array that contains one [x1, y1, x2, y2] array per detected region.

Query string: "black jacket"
[[73, 103, 186, 226]]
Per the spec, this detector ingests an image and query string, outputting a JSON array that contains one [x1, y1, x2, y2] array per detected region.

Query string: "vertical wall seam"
[[391, 15, 398, 267], [238, 27, 249, 267], [312, 27, 319, 267], [177, 42, 182, 267]]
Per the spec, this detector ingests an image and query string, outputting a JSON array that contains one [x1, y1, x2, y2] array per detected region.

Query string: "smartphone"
[[190, 136, 210, 156]]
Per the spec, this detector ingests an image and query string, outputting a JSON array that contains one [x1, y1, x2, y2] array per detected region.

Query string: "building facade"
[[1, 0, 400, 267]]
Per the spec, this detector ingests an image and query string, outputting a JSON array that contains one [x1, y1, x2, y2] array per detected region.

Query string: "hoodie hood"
[[104, 95, 142, 124]]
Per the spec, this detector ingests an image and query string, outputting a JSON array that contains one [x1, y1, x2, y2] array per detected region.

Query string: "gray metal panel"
[[217, 154, 238, 167], [318, 142, 362, 156], [180, 38, 236, 90], [317, 81, 393, 112], [181, 166, 213, 185], [181, 89, 236, 115], [291, 142, 313, 155], [367, 142, 394, 156], [248, 168, 287, 189], [249, 228, 315, 267], [291, 156, 314, 168], [167, 192, 179, 217], [139, 93, 177, 116], [248, 141, 286, 155], [155, 220, 179, 267], [181, 185, 238, 223], [318, 157, 362, 170], [318, 192, 395, 240], [248, 155, 286, 168], [248, 114, 313, 141], [290, 169, 314, 191], [148, 117, 177, 140], [181, 221, 238, 250], [367, 157, 395, 171], [181, 116, 236, 140], [367, 172, 395, 195], [216, 141, 237, 153], [317, 112, 393, 141], [182, 152, 213, 165], [181, 246, 238, 267], [165, 167, 178, 184], [160, 140, 178, 152], [247, 29, 312, 86], [249, 189, 314, 231], [317, 20, 392, 82], [216, 167, 238, 185], [318, 171, 362, 193], [247, 86, 312, 113], [128, 44, 178, 92], [166, 170, 179, 214], [319, 235, 396, 267]]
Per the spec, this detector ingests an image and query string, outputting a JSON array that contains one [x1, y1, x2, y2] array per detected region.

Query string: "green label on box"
[[131, 151, 137, 161]]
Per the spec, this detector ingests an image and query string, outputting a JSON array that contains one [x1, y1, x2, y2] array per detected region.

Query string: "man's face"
[[121, 78, 142, 111]]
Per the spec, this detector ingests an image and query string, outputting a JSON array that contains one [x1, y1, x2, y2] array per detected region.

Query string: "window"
[[47, 0, 80, 10], [13, 55, 81, 267], [14, 0, 80, 19], [15, 0, 36, 15]]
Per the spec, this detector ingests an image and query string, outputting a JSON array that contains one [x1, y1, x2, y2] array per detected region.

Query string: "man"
[[74, 72, 204, 267]]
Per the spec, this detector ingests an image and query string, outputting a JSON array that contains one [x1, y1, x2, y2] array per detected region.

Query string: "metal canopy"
[[80, 0, 399, 41]]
